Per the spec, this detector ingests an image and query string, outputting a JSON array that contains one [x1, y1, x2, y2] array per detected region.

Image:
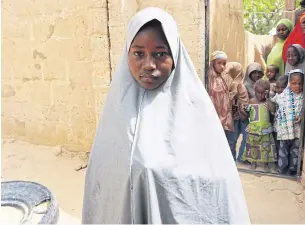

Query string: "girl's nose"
[[143, 56, 156, 71]]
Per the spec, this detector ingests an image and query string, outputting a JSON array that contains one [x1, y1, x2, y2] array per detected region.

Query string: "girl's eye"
[[133, 52, 143, 57], [155, 52, 169, 57]]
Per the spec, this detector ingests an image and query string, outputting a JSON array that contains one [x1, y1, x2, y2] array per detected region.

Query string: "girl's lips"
[[140, 76, 154, 83]]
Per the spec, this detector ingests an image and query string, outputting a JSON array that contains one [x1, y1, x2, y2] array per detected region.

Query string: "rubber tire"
[[1, 181, 59, 224]]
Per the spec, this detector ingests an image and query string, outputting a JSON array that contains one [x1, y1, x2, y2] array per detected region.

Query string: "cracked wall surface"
[[2, 0, 206, 151]]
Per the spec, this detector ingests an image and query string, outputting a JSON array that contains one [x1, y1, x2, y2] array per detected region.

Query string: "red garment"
[[282, 21, 305, 63]]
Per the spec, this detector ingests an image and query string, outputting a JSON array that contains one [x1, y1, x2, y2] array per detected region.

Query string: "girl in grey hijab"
[[285, 44, 305, 74], [244, 62, 264, 99], [82, 7, 250, 224]]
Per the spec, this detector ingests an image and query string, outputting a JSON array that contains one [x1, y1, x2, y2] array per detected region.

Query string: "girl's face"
[[275, 81, 286, 94], [266, 66, 277, 81], [128, 25, 174, 90], [249, 70, 263, 82], [276, 24, 290, 40], [289, 74, 303, 94], [287, 47, 299, 66], [213, 59, 227, 74], [255, 85, 267, 102]]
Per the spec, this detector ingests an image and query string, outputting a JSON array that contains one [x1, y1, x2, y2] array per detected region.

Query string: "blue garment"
[[226, 120, 249, 161]]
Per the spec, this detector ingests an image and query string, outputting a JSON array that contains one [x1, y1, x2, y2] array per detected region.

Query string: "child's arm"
[[265, 91, 276, 113], [295, 107, 304, 124], [239, 106, 250, 120]]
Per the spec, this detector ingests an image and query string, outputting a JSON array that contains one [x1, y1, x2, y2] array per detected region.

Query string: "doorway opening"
[[205, 0, 305, 181]]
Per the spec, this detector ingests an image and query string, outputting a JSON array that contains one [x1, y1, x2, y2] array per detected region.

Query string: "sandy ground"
[[2, 139, 305, 223]]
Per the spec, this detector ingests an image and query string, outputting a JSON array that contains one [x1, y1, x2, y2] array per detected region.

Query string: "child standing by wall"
[[224, 62, 249, 161], [208, 51, 234, 133], [244, 63, 264, 100], [271, 75, 289, 154], [244, 79, 277, 172], [271, 69, 304, 175], [266, 64, 280, 98]]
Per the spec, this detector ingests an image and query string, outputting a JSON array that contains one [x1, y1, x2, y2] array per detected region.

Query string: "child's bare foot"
[[250, 162, 257, 170], [264, 163, 271, 173]]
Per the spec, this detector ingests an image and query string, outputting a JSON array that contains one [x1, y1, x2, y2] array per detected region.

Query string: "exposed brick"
[[88, 0, 107, 8], [88, 9, 108, 37], [43, 38, 92, 61], [44, 105, 71, 124], [52, 84, 95, 108], [43, 59, 68, 81], [2, 15, 31, 39], [69, 62, 93, 90], [24, 104, 50, 122], [25, 120, 57, 145], [32, 20, 55, 41], [1, 116, 26, 138], [2, 101, 27, 119], [91, 36, 110, 62], [29, 81, 51, 105], [94, 87, 109, 109], [93, 62, 111, 87], [53, 12, 88, 38]]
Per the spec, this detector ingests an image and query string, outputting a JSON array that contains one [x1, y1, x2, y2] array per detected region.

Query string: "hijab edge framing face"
[[245, 62, 263, 84], [210, 51, 228, 75], [287, 69, 304, 94], [276, 19, 293, 40], [287, 44, 305, 66], [128, 19, 175, 90]]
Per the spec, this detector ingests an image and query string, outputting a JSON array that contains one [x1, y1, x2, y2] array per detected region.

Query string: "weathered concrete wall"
[[2, 0, 110, 151], [245, 31, 274, 71], [210, 0, 275, 72], [210, 0, 246, 67], [2, 0, 205, 151]]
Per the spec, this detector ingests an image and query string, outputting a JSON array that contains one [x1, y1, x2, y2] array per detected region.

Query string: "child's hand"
[[295, 116, 301, 124], [265, 90, 270, 99], [239, 104, 250, 121]]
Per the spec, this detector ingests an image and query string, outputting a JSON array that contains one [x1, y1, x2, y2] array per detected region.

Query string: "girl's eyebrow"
[[131, 45, 144, 49], [130, 44, 168, 49], [156, 45, 168, 49]]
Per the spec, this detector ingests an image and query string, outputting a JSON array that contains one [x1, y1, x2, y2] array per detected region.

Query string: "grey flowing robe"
[[82, 7, 250, 224]]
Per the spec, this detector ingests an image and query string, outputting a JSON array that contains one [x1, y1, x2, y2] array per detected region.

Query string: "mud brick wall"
[[2, 0, 206, 151]]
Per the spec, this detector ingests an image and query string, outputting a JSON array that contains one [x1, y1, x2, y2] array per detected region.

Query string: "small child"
[[244, 63, 264, 100], [271, 75, 289, 151], [243, 79, 277, 172], [271, 69, 304, 175], [208, 51, 234, 132], [266, 64, 280, 98], [285, 44, 305, 74]]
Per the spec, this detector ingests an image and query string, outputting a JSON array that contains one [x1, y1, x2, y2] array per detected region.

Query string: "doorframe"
[[204, 0, 210, 89]]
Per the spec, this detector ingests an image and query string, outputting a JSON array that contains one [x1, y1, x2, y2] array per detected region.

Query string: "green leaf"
[[243, 0, 284, 34]]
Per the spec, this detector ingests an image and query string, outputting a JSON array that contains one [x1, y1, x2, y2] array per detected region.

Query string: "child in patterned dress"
[[271, 69, 304, 175], [243, 79, 277, 172]]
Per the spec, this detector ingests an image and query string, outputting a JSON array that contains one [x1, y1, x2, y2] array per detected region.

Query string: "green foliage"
[[243, 0, 284, 35]]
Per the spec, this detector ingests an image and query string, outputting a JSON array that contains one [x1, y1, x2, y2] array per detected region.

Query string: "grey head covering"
[[285, 44, 305, 74], [82, 7, 250, 224]]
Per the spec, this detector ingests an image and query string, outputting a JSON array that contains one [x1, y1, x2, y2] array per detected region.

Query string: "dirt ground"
[[2, 139, 305, 223]]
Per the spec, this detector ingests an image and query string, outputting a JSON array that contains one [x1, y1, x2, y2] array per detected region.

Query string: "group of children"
[[208, 51, 304, 175]]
